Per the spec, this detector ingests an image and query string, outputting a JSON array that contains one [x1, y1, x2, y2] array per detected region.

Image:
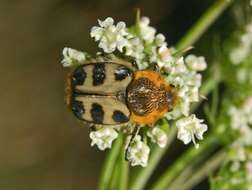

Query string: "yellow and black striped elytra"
[[67, 57, 177, 126], [69, 60, 133, 125]]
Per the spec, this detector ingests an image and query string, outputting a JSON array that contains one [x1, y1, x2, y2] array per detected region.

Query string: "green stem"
[[129, 122, 175, 190], [109, 161, 120, 190], [118, 136, 129, 190], [178, 150, 226, 190], [98, 135, 123, 190], [166, 145, 223, 190], [176, 0, 233, 50], [150, 135, 217, 190]]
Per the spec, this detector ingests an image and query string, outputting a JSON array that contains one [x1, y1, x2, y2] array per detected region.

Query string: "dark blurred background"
[[0, 0, 218, 189]]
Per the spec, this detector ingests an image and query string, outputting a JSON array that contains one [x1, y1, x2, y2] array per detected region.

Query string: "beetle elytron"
[[66, 55, 177, 127]]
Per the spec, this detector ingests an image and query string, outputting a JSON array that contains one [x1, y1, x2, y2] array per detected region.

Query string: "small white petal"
[[61, 47, 87, 67], [98, 17, 114, 27], [90, 27, 104, 41]]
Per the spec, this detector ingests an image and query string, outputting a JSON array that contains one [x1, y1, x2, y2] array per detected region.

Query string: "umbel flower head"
[[212, 96, 252, 189], [61, 14, 208, 167]]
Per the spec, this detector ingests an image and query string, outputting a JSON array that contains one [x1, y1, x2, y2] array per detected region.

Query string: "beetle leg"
[[125, 125, 140, 161], [153, 62, 160, 72]]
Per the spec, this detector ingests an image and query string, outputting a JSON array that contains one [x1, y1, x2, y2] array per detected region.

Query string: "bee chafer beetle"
[[66, 55, 177, 128]]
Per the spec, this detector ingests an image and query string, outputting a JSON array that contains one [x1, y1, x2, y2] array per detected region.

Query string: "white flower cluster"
[[226, 97, 252, 183], [91, 17, 128, 53], [62, 16, 208, 166], [164, 55, 205, 119], [89, 127, 118, 150], [228, 97, 252, 139], [229, 22, 252, 65], [61, 47, 88, 67]]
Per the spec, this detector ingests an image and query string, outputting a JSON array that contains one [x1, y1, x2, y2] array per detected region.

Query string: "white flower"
[[89, 127, 118, 150], [228, 98, 252, 130], [147, 127, 167, 148], [61, 47, 87, 67], [176, 114, 208, 148], [170, 57, 187, 75], [139, 17, 156, 43], [158, 45, 174, 63], [155, 33, 166, 47], [187, 86, 200, 102], [90, 17, 128, 53], [127, 135, 150, 167], [185, 55, 207, 71], [229, 24, 252, 65], [125, 37, 145, 70]]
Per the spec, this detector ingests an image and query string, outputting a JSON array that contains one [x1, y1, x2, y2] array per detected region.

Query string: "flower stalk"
[[166, 150, 226, 190], [150, 135, 218, 190], [178, 150, 226, 190], [98, 135, 123, 190], [176, 0, 234, 50]]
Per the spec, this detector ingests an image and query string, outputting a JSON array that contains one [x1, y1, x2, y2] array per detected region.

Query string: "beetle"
[[65, 55, 177, 128]]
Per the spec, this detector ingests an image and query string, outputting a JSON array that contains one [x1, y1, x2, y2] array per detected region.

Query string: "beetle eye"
[[166, 92, 174, 105]]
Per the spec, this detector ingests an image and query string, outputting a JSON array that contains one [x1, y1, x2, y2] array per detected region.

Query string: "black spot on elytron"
[[112, 110, 129, 123], [91, 103, 104, 124], [114, 66, 132, 81], [93, 63, 106, 86], [72, 66, 86, 86], [72, 100, 85, 120]]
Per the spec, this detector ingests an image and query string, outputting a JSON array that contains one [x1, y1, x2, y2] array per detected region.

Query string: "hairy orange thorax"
[[127, 70, 176, 125]]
